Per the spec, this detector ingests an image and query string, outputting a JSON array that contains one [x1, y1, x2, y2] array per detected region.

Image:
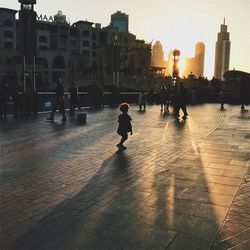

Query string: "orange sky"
[[2, 0, 250, 79]]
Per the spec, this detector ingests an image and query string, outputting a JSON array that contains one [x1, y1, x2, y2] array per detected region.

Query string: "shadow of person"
[[13, 152, 132, 250], [174, 117, 186, 129]]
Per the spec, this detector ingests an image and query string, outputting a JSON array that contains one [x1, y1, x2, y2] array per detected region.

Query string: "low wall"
[[3, 90, 244, 117]]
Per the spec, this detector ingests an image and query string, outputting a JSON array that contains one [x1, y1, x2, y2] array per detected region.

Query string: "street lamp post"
[[173, 49, 180, 85], [112, 34, 120, 87]]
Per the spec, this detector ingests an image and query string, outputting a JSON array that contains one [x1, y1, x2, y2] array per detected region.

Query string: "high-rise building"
[[194, 42, 205, 77], [182, 42, 205, 78], [151, 41, 165, 68], [111, 11, 128, 32], [214, 18, 231, 79]]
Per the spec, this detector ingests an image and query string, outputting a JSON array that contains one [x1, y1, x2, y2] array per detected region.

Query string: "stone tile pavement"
[[0, 104, 249, 250], [212, 166, 250, 250]]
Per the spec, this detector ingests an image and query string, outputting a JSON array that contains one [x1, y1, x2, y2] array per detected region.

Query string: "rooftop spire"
[[223, 17, 225, 25]]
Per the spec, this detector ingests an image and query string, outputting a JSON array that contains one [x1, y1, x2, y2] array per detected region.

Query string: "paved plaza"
[[0, 104, 249, 250]]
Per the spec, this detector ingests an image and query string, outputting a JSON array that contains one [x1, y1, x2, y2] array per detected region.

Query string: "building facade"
[[214, 19, 231, 79], [0, 7, 151, 90], [182, 42, 205, 78]]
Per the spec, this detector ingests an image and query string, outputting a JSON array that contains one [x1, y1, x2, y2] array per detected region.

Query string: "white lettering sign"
[[36, 14, 67, 23]]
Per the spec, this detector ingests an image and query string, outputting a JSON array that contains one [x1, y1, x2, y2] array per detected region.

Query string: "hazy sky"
[[1, 0, 250, 78]]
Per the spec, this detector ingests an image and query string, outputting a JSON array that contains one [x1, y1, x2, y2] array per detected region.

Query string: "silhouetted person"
[[46, 79, 66, 122], [239, 77, 249, 111], [219, 89, 226, 110], [0, 81, 8, 119], [175, 82, 188, 119], [138, 90, 146, 111], [68, 82, 78, 117], [165, 86, 172, 112], [116, 103, 133, 150], [159, 84, 167, 112]]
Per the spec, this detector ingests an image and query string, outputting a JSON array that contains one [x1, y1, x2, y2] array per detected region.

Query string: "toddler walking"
[[116, 103, 133, 150]]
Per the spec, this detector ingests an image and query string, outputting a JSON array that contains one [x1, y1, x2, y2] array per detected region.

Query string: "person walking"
[[159, 85, 167, 112], [68, 82, 78, 117], [239, 77, 249, 111], [116, 103, 133, 150], [175, 81, 188, 119], [46, 79, 66, 122], [138, 90, 146, 111], [219, 88, 226, 110], [165, 86, 172, 112]]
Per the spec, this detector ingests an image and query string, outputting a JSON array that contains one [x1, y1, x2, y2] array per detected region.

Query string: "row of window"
[[82, 31, 96, 40], [37, 36, 96, 48], [2, 32, 97, 44], [2, 19, 98, 40], [3, 30, 14, 38], [3, 19, 14, 27], [3, 41, 14, 49], [37, 45, 96, 57]]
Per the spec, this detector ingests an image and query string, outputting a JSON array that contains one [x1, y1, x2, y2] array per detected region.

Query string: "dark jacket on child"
[[117, 113, 132, 136]]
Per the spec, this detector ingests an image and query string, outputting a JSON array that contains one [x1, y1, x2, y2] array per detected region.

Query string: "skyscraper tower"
[[111, 11, 128, 32], [214, 18, 231, 79], [151, 41, 165, 67], [194, 42, 205, 77]]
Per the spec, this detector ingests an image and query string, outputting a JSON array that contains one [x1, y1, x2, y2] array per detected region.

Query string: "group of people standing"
[[138, 81, 189, 119], [46, 79, 78, 122]]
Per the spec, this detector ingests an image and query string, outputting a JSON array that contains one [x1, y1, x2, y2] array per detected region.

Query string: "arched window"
[[4, 31, 14, 38], [52, 56, 65, 69], [39, 36, 48, 43], [82, 40, 90, 47], [82, 30, 90, 37], [4, 19, 13, 27], [4, 42, 13, 49]]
